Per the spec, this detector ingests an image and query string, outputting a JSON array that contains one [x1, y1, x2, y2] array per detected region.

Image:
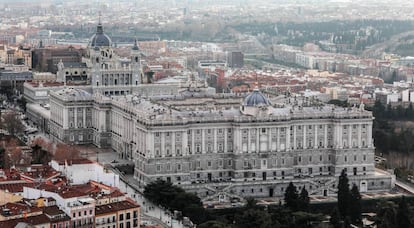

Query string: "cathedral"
[[56, 21, 143, 96]]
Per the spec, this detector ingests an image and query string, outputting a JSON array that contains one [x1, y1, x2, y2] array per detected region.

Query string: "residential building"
[[95, 200, 140, 228]]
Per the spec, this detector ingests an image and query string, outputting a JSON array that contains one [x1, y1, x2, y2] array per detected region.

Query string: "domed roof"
[[132, 39, 140, 51], [90, 23, 112, 47], [243, 87, 271, 107]]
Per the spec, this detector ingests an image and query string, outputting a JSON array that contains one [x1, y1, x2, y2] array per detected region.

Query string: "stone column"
[[161, 132, 165, 157], [191, 130, 195, 154], [337, 124, 342, 149], [248, 129, 251, 153], [74, 108, 78, 129], [213, 129, 217, 153], [358, 124, 362, 148], [348, 124, 352, 148], [286, 126, 291, 151], [303, 125, 306, 149], [83, 108, 86, 128], [172, 132, 176, 157], [268, 128, 272, 151], [277, 128, 280, 152], [293, 126, 297, 150], [182, 130, 188, 156], [201, 129, 205, 154], [256, 128, 260, 152], [314, 125, 318, 149], [324, 124, 328, 149], [147, 133, 154, 158], [224, 128, 228, 153], [368, 123, 373, 148]]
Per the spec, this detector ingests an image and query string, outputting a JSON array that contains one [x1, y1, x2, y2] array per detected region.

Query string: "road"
[[395, 179, 414, 194], [117, 172, 187, 228]]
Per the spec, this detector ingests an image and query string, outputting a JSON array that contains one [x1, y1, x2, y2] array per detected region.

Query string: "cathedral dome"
[[90, 23, 112, 47], [243, 87, 271, 107]]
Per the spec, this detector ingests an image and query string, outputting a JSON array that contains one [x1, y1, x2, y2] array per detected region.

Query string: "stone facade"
[[49, 88, 94, 144], [46, 85, 394, 199]]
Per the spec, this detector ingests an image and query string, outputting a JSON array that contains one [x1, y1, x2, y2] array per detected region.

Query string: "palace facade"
[[46, 85, 394, 199]]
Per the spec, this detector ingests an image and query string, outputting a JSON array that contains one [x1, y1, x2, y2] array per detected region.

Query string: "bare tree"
[[3, 138, 27, 168], [53, 142, 80, 162], [1, 111, 24, 136]]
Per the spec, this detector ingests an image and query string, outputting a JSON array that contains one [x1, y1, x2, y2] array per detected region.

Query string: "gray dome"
[[90, 23, 112, 47], [243, 87, 271, 107]]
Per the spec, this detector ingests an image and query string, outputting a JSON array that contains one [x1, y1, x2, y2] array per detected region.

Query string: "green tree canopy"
[[338, 169, 350, 218], [144, 179, 184, 207], [198, 220, 232, 228], [284, 182, 299, 211], [349, 184, 362, 225], [235, 208, 272, 228], [298, 187, 310, 211], [396, 196, 411, 228]]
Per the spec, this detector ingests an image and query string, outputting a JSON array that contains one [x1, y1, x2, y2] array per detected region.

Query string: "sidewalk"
[[116, 171, 185, 228]]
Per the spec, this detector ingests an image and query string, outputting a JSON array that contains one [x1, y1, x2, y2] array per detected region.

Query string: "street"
[[117, 172, 187, 228]]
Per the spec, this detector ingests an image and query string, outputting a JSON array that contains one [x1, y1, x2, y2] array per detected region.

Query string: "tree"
[[144, 179, 183, 207], [144, 179, 207, 224], [377, 201, 397, 228], [330, 207, 342, 228], [170, 191, 202, 212], [337, 169, 350, 219], [53, 143, 80, 161], [298, 187, 310, 211], [31, 137, 53, 164], [1, 111, 24, 136], [291, 211, 324, 228], [2, 138, 27, 168], [245, 197, 258, 209], [198, 221, 231, 228], [396, 196, 411, 228], [32, 137, 53, 153], [235, 208, 272, 228], [349, 184, 362, 225], [182, 204, 208, 225], [284, 182, 299, 211]]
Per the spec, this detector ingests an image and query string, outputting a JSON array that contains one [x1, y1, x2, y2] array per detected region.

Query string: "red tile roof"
[[0, 182, 36, 193], [0, 202, 42, 218], [41, 205, 71, 223], [95, 200, 140, 216], [0, 214, 50, 226]]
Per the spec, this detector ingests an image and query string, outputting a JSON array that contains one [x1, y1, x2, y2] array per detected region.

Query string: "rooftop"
[[0, 202, 42, 218], [95, 200, 139, 216], [0, 183, 36, 193], [0, 214, 50, 227]]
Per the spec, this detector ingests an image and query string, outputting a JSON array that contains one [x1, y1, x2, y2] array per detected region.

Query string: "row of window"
[[69, 121, 92, 128], [72, 209, 93, 218], [155, 159, 235, 172], [154, 129, 233, 138]]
